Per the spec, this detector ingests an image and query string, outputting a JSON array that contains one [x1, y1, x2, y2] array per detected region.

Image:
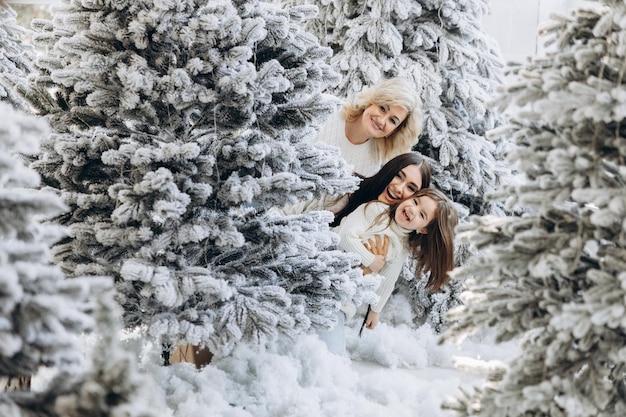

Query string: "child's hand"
[[365, 310, 380, 329]]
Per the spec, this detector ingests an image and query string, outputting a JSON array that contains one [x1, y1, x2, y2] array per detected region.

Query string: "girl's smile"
[[394, 195, 437, 232]]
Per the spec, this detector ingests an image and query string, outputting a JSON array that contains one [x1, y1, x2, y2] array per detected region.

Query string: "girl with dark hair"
[[318, 189, 458, 354], [336, 189, 458, 330]]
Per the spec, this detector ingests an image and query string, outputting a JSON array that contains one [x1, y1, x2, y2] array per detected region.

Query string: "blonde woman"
[[313, 77, 423, 177]]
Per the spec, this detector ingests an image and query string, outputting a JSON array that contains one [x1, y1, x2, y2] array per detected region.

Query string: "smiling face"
[[378, 164, 424, 204], [361, 104, 408, 139], [394, 195, 438, 233]]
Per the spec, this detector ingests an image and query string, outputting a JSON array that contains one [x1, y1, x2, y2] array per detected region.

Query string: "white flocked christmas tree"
[[443, 1, 626, 415], [0, 100, 95, 390], [286, 0, 507, 205], [0, 96, 163, 414], [0, 4, 33, 110], [25, 0, 371, 357], [283, 0, 510, 331]]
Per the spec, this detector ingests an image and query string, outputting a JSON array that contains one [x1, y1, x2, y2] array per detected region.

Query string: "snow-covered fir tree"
[[287, 0, 506, 203], [0, 289, 166, 417], [283, 0, 510, 331], [443, 1, 626, 415], [0, 102, 102, 392], [26, 0, 369, 356], [0, 3, 34, 110], [0, 15, 168, 413]]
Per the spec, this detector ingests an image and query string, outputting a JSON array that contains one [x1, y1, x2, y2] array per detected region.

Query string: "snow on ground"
[[139, 320, 517, 417], [33, 306, 520, 417]]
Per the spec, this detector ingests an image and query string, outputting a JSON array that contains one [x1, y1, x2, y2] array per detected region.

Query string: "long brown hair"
[[388, 189, 458, 292], [332, 153, 431, 227]]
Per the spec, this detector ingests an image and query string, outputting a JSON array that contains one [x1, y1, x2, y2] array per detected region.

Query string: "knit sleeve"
[[370, 253, 408, 313], [334, 202, 388, 268], [371, 275, 395, 314], [277, 193, 348, 216]]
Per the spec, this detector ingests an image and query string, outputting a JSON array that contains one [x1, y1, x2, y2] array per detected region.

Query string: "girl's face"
[[361, 104, 408, 139], [394, 195, 438, 233], [378, 164, 423, 204]]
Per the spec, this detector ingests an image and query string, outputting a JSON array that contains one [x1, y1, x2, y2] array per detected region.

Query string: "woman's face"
[[361, 104, 408, 139], [377, 164, 424, 204], [394, 195, 438, 233]]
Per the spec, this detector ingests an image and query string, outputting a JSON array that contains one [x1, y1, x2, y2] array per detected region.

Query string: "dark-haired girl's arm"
[[334, 202, 388, 270]]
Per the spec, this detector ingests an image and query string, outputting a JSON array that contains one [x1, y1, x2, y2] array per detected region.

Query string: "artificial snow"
[[32, 317, 519, 417]]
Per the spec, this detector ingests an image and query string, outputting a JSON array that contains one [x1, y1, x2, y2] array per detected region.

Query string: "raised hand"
[[361, 234, 390, 274]]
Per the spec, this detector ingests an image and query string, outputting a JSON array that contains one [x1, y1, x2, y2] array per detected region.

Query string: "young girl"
[[334, 188, 458, 328], [312, 78, 423, 177]]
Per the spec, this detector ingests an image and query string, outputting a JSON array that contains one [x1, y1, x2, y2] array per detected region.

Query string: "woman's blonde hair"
[[342, 78, 423, 163]]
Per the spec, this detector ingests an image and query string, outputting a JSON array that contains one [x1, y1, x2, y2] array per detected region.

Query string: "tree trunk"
[[169, 344, 213, 369], [0, 375, 31, 392]]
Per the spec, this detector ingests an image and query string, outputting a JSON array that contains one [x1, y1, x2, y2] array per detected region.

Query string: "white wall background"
[[482, 0, 590, 63]]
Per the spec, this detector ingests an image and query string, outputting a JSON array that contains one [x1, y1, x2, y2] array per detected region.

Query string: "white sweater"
[[278, 193, 348, 216], [311, 110, 380, 177], [333, 201, 411, 314]]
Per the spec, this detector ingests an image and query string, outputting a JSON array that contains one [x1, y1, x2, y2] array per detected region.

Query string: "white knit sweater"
[[277, 193, 348, 216], [333, 201, 411, 314], [311, 110, 380, 177]]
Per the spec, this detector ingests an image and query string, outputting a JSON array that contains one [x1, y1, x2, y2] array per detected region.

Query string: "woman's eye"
[[408, 186, 418, 193], [379, 105, 386, 112]]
